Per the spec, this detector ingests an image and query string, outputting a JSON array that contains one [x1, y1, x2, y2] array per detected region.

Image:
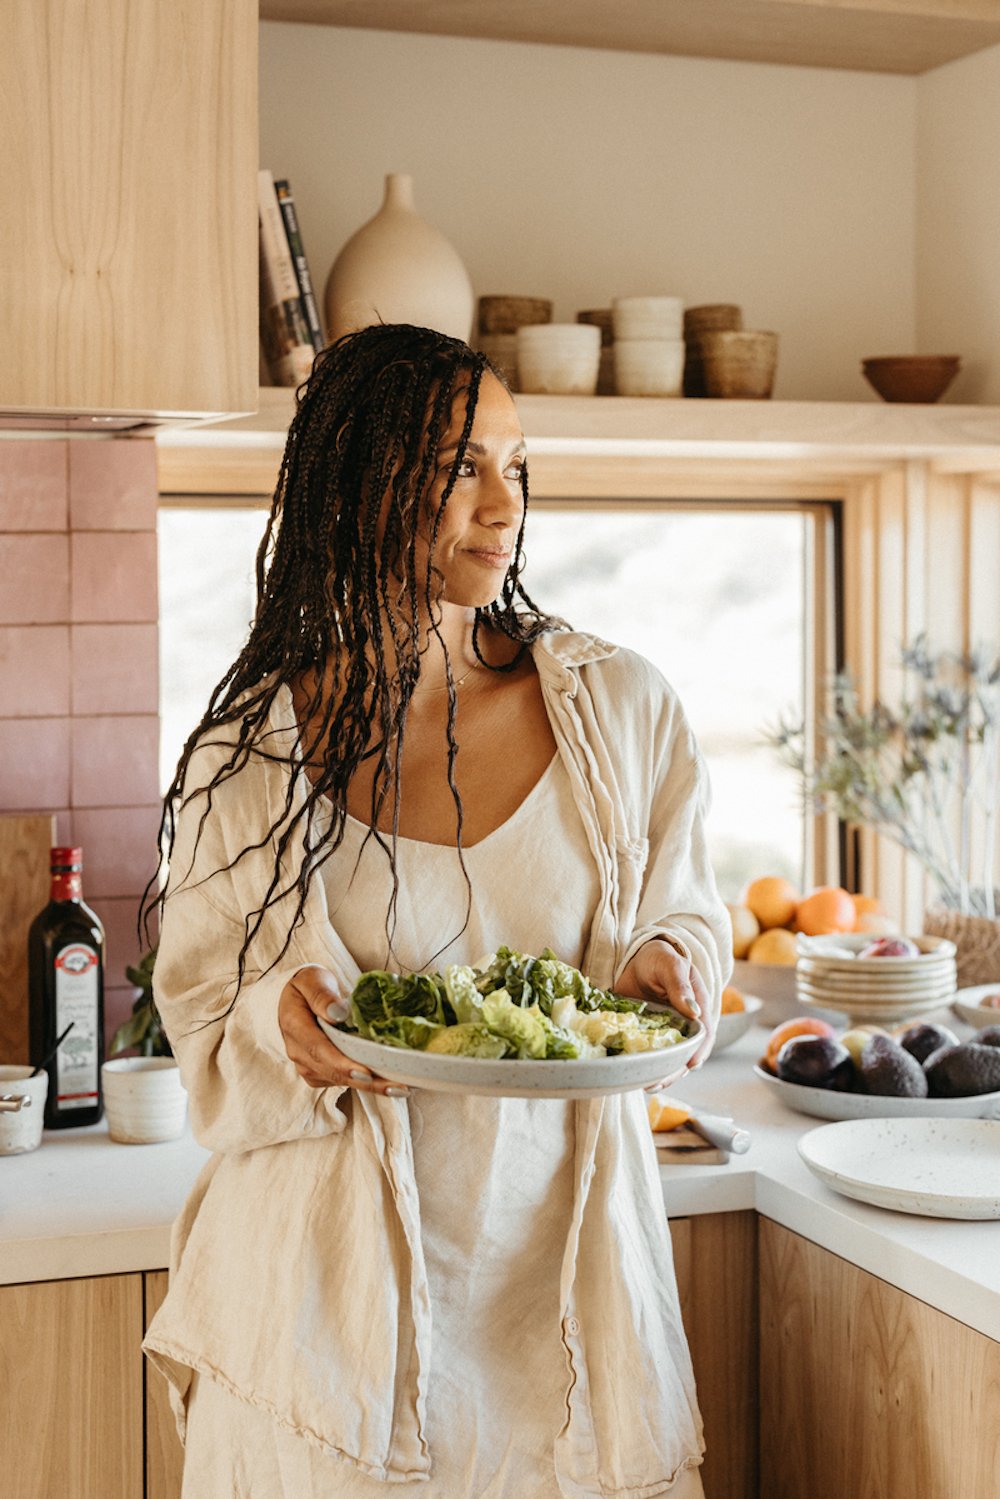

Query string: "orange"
[[647, 1097, 692, 1132], [850, 893, 884, 929], [726, 902, 761, 959], [743, 875, 799, 930], [795, 885, 856, 936], [747, 927, 799, 966], [721, 985, 746, 1014], [762, 1016, 836, 1073]]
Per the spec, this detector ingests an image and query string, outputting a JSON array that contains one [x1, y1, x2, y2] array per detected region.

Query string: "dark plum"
[[776, 1035, 854, 1091]]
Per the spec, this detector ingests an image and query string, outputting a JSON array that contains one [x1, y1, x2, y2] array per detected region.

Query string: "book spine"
[[274, 178, 325, 354], [257, 168, 314, 386]]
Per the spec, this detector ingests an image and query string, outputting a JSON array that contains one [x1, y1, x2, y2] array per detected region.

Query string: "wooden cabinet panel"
[[670, 1210, 759, 1499], [759, 1217, 1000, 1499], [145, 1269, 185, 1499], [0, 1273, 143, 1499], [0, 1, 257, 423]]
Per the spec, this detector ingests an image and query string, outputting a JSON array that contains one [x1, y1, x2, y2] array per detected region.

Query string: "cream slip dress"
[[180, 752, 706, 1499]]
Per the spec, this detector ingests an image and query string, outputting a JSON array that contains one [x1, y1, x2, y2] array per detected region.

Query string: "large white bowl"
[[754, 1063, 1000, 1122], [708, 994, 763, 1056], [952, 984, 1000, 1029], [319, 1018, 703, 1098]]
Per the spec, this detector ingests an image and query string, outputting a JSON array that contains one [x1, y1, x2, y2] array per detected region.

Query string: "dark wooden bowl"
[[861, 355, 960, 403]]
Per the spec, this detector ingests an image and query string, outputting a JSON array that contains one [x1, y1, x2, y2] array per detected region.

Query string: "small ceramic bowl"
[[477, 295, 552, 335], [476, 333, 519, 390], [683, 304, 743, 335], [0, 1066, 48, 1154], [612, 296, 684, 342], [516, 323, 601, 395], [861, 355, 960, 403], [102, 1057, 187, 1144], [613, 338, 685, 397]]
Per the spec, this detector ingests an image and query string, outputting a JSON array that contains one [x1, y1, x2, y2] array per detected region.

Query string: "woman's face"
[[421, 371, 526, 609]]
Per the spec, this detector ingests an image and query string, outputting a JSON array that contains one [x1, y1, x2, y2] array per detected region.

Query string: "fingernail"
[[327, 1002, 347, 1021], [686, 994, 702, 1018], [385, 1086, 410, 1098], [349, 1069, 371, 1082]]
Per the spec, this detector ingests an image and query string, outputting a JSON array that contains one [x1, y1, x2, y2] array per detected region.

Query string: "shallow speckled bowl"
[[708, 994, 763, 1056], [319, 1018, 703, 1098], [754, 1063, 1000, 1123], [798, 1117, 1000, 1218]]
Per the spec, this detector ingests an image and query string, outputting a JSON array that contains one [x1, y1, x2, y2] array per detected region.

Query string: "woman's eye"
[[454, 459, 476, 478], [505, 463, 524, 482]]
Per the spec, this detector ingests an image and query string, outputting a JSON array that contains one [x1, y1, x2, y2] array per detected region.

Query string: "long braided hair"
[[150, 323, 564, 993]]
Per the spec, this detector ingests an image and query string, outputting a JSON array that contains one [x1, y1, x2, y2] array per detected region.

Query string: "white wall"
[[916, 42, 1000, 405], [260, 23, 916, 402]]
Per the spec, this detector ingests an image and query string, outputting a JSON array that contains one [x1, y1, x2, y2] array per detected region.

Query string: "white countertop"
[[3, 1024, 999, 1342]]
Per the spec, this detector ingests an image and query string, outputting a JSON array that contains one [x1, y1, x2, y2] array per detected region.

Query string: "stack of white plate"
[[795, 932, 957, 1023]]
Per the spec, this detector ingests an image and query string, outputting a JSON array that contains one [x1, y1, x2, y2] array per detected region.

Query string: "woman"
[[143, 323, 731, 1498]]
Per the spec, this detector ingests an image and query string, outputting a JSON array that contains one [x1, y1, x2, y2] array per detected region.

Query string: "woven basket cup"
[[477, 295, 552, 336], [700, 330, 779, 399], [683, 303, 743, 335], [923, 903, 1000, 987]]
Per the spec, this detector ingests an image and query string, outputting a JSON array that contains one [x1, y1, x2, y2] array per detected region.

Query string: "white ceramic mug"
[[101, 1057, 187, 1144], [612, 296, 684, 342], [516, 322, 601, 395], [0, 1066, 48, 1155], [613, 338, 685, 397]]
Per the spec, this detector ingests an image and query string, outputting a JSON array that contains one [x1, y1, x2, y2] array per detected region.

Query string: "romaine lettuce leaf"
[[424, 1023, 511, 1058]]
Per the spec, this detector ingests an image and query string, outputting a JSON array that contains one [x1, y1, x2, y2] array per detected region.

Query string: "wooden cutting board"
[[0, 813, 56, 1064]]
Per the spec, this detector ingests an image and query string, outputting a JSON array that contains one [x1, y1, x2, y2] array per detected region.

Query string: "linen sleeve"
[[614, 710, 733, 1051], [152, 759, 350, 1156]]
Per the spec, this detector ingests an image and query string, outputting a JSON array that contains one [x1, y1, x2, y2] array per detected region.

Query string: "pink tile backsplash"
[[91, 895, 148, 986], [70, 623, 158, 715], [0, 534, 70, 624], [0, 716, 71, 810], [71, 715, 160, 807], [69, 438, 158, 532], [71, 532, 158, 623], [0, 626, 70, 716], [0, 442, 68, 531], [71, 805, 163, 899]]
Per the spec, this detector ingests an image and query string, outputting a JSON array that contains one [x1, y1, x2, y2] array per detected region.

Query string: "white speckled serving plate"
[[317, 1018, 703, 1097], [753, 1064, 1000, 1121], [798, 1117, 1000, 1219], [952, 984, 1000, 1030]]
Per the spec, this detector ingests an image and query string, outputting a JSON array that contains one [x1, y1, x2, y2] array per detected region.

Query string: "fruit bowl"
[[795, 933, 957, 1024], [952, 984, 1000, 1030], [861, 355, 960, 403], [753, 1064, 1000, 1122], [708, 994, 763, 1056]]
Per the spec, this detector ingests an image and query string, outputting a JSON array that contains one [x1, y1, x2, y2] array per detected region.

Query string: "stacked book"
[[258, 168, 325, 387]]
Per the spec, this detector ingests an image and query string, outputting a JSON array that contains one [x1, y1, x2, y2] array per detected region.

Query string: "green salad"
[[341, 946, 694, 1061]]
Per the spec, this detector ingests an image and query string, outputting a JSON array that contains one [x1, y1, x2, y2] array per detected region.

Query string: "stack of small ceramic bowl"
[[683, 304, 742, 396], [795, 933, 958, 1025], [576, 309, 615, 394], [476, 296, 553, 391], [516, 321, 601, 395], [612, 296, 685, 396]]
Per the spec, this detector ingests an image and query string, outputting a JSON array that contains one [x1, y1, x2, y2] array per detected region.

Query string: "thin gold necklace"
[[411, 660, 482, 694]]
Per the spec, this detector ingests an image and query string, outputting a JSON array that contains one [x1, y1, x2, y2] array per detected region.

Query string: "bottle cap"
[[51, 847, 83, 870]]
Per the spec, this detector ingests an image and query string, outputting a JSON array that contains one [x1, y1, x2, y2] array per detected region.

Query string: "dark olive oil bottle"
[[28, 848, 105, 1128]]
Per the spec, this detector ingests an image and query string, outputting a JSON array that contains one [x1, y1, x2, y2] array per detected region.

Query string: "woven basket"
[[923, 902, 1000, 986]]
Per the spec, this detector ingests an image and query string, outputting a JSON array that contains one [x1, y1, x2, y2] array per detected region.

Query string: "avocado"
[[776, 1035, 854, 1090], [924, 1042, 1000, 1097], [897, 1021, 959, 1066], [976, 1025, 1000, 1049], [858, 1033, 928, 1097]]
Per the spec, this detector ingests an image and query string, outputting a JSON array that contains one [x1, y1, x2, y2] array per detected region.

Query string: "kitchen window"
[[158, 498, 837, 899]]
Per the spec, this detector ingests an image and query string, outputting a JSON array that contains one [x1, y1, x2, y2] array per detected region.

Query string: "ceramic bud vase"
[[323, 173, 475, 344]]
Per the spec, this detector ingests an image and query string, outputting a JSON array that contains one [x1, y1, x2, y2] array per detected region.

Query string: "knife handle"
[[689, 1112, 751, 1155]]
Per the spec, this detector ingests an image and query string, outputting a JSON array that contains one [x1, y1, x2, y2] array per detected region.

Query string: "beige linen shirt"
[[142, 631, 732, 1497]]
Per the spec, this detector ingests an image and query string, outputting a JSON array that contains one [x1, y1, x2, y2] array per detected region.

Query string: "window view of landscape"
[[159, 504, 808, 899]]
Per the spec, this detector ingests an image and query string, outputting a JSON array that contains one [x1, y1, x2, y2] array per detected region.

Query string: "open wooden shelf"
[[155, 386, 1000, 495], [260, 0, 1000, 77]]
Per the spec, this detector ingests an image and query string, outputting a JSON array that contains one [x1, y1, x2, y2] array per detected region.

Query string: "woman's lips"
[[464, 549, 511, 569]]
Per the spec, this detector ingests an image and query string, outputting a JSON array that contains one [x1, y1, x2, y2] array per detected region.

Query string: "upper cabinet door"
[[0, 1, 258, 429]]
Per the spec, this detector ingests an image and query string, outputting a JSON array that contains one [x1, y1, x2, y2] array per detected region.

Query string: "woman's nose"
[[478, 469, 523, 525]]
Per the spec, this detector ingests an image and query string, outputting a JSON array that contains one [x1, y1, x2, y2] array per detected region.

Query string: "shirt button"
[[565, 1316, 581, 1336]]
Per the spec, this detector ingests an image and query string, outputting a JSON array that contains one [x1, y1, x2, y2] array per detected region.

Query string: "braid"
[[144, 323, 566, 1001]]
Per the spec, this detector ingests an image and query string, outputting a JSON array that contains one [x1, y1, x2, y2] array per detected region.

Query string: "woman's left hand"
[[615, 937, 713, 1090]]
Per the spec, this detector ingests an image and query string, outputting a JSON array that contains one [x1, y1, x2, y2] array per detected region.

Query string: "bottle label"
[[54, 944, 100, 1110]]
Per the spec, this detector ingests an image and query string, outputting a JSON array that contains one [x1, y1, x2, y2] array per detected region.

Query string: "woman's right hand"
[[278, 965, 409, 1097]]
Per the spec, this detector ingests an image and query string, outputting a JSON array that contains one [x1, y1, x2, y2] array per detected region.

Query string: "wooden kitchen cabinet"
[[144, 1270, 185, 1499], [0, 1273, 144, 1499], [669, 1210, 759, 1499], [0, 1, 257, 428], [759, 1217, 1000, 1499]]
